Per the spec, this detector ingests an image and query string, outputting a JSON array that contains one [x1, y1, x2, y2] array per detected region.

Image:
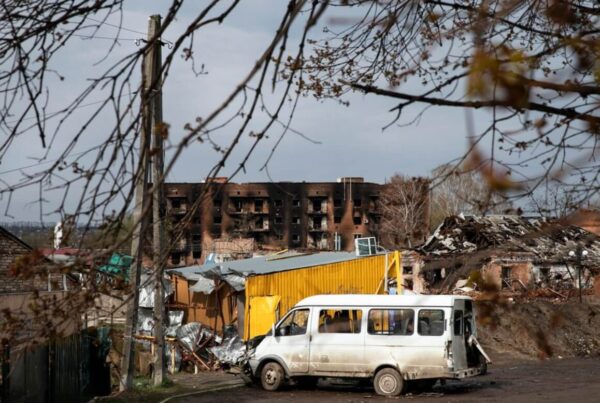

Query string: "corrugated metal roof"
[[168, 251, 373, 279]]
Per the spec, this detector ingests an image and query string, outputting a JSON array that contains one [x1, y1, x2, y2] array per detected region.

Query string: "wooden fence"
[[0, 329, 110, 403]]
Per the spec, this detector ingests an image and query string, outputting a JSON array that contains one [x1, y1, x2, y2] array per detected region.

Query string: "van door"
[[272, 308, 310, 374], [309, 308, 366, 375], [452, 300, 468, 370]]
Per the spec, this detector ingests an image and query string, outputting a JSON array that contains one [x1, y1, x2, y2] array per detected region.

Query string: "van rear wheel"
[[260, 362, 285, 391], [374, 368, 404, 396]]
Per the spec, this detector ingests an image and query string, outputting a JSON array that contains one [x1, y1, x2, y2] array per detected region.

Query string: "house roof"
[[169, 250, 363, 279], [421, 214, 600, 266], [0, 225, 33, 251]]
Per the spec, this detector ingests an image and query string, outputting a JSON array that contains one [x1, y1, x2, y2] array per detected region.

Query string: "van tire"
[[374, 368, 404, 396], [260, 362, 285, 391]]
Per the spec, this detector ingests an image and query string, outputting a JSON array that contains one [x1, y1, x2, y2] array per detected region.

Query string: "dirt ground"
[[476, 297, 600, 360], [104, 298, 600, 402], [175, 356, 600, 402], [172, 298, 600, 402]]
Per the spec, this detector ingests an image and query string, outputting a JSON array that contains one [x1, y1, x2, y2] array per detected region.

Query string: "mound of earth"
[[476, 297, 600, 361]]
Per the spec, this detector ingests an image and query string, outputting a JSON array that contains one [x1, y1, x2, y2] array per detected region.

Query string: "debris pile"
[[422, 215, 600, 264], [135, 321, 249, 374], [418, 215, 600, 295]]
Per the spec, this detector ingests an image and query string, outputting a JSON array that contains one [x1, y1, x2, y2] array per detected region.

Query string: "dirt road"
[[174, 356, 600, 402]]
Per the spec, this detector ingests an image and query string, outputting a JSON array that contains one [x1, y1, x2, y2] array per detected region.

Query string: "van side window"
[[318, 309, 362, 333], [276, 309, 309, 336], [418, 309, 445, 336], [454, 310, 463, 336], [368, 309, 414, 335]]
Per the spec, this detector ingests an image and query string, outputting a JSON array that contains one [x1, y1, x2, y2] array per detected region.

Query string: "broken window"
[[318, 309, 362, 334], [418, 309, 445, 336], [453, 310, 463, 336], [502, 266, 512, 289], [404, 278, 414, 290], [403, 266, 413, 275], [368, 309, 414, 335], [539, 267, 550, 283], [312, 199, 321, 212]]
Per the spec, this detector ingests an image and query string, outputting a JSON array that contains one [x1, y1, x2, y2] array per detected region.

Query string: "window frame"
[[453, 310, 463, 336], [367, 308, 415, 336], [317, 308, 363, 334], [417, 309, 446, 336], [276, 308, 309, 337]]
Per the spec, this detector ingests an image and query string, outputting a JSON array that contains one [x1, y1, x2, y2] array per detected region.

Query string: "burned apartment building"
[[164, 177, 429, 266]]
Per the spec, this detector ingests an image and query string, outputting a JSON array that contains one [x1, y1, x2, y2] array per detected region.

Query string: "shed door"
[[248, 296, 281, 339]]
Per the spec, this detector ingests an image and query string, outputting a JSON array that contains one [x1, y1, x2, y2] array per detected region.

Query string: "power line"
[[2, 92, 138, 125], [86, 17, 147, 36], [70, 33, 141, 41], [0, 138, 134, 176]]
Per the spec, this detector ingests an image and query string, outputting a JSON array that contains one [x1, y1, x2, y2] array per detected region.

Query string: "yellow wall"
[[244, 254, 396, 339]]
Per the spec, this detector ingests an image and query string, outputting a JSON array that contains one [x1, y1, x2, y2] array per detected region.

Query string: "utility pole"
[[149, 14, 166, 386], [119, 15, 161, 392]]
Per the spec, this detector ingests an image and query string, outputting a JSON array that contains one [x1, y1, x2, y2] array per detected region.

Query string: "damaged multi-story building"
[[164, 177, 429, 266], [414, 215, 600, 293]]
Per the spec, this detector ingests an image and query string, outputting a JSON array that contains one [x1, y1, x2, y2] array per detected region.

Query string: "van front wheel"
[[261, 362, 285, 391], [374, 368, 404, 396]]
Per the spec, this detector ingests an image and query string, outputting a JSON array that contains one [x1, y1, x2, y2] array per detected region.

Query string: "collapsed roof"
[[168, 251, 361, 294], [421, 215, 600, 266]]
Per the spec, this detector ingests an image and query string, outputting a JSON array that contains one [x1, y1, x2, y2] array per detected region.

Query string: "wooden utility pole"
[[119, 15, 162, 392], [149, 14, 166, 386]]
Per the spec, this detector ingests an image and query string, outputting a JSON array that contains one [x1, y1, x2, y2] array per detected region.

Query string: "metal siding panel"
[[245, 255, 386, 339]]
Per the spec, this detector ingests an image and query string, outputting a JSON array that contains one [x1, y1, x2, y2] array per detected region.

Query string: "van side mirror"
[[272, 324, 276, 336]]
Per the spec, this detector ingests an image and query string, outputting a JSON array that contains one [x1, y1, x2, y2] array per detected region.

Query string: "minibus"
[[248, 294, 490, 396]]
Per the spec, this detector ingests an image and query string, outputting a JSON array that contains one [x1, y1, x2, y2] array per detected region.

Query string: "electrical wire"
[[85, 17, 147, 36]]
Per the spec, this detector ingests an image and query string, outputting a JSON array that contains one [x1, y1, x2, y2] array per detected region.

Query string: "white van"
[[248, 294, 490, 396]]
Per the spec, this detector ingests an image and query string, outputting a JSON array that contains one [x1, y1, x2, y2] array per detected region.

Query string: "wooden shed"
[[168, 251, 401, 339]]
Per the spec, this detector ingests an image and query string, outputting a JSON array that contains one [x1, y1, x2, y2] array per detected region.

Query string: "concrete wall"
[[481, 261, 534, 290]]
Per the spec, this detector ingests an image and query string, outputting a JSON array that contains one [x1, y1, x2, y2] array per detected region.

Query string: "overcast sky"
[[0, 1, 483, 222]]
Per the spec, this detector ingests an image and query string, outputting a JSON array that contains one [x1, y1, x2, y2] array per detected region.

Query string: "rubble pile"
[[422, 215, 600, 265], [135, 321, 248, 374]]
